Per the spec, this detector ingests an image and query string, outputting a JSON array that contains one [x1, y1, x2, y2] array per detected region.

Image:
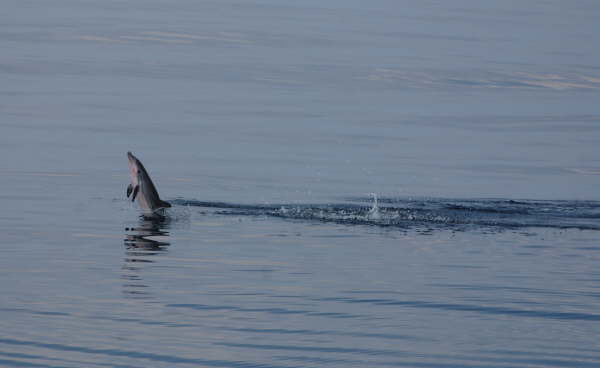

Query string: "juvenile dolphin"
[[126, 152, 171, 216]]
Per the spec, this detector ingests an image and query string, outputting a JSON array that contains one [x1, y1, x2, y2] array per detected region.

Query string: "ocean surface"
[[2, 1, 600, 367]]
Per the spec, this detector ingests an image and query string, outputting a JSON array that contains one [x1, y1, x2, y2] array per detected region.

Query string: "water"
[[2, 0, 600, 367]]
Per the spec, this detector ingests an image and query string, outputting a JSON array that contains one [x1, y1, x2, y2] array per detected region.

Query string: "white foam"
[[367, 193, 381, 221]]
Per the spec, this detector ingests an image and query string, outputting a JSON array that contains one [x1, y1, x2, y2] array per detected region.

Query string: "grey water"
[[2, 0, 600, 367]]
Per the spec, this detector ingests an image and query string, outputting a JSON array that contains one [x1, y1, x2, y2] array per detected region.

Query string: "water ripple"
[[314, 296, 600, 321], [167, 303, 364, 319], [0, 338, 301, 368], [221, 327, 423, 341]]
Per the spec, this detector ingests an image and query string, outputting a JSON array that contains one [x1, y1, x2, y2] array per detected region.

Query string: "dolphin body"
[[126, 152, 171, 216]]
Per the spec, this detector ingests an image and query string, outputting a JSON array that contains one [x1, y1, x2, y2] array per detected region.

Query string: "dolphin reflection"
[[124, 215, 171, 250], [122, 216, 171, 299]]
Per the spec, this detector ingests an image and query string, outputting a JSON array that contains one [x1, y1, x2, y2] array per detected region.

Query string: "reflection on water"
[[122, 216, 171, 299], [124, 216, 171, 249]]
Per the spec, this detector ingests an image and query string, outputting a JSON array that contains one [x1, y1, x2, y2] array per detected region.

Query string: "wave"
[[169, 196, 600, 231]]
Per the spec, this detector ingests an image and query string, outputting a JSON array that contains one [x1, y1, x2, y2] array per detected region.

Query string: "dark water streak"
[[171, 197, 600, 231]]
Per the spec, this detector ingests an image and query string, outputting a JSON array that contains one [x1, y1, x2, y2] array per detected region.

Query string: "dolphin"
[[126, 152, 171, 216]]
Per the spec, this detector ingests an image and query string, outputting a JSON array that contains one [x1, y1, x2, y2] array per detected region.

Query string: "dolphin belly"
[[126, 152, 170, 216]]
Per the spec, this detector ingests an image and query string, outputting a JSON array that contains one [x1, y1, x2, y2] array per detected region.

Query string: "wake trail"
[[168, 197, 600, 232]]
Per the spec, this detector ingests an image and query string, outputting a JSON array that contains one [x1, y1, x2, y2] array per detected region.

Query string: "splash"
[[168, 197, 600, 232], [366, 193, 381, 221]]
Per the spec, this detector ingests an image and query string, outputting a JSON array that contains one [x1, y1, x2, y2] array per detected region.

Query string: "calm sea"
[[2, 1, 600, 367]]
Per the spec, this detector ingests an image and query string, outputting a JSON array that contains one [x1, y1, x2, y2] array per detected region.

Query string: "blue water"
[[2, 1, 600, 367]]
